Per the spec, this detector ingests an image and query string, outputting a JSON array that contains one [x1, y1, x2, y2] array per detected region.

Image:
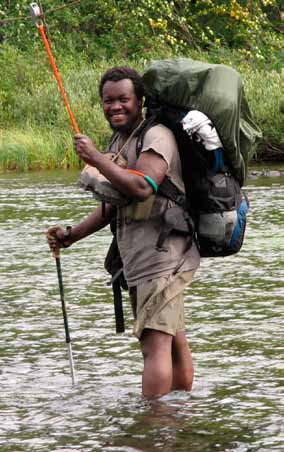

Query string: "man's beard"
[[109, 116, 142, 134], [110, 121, 134, 134]]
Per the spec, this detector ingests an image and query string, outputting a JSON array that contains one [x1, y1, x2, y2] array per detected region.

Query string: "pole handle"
[[45, 231, 61, 259], [30, 3, 42, 26]]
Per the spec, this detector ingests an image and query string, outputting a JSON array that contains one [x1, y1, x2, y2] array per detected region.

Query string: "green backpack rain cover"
[[143, 58, 262, 186]]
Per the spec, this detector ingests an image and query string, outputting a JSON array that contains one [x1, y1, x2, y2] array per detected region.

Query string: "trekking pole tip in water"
[[50, 241, 77, 386]]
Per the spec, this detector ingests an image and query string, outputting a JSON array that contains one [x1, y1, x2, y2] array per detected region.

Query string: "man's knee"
[[172, 331, 189, 359], [141, 328, 172, 359]]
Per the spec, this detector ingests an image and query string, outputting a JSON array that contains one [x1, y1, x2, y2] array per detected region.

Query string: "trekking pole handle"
[[45, 231, 61, 259], [30, 3, 43, 27]]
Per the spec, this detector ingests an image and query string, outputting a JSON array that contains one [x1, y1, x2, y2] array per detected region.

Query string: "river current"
[[0, 169, 283, 452]]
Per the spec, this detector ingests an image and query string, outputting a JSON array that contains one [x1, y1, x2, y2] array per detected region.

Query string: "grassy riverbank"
[[0, 45, 283, 171]]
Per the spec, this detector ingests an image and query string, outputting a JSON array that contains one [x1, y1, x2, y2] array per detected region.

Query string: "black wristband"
[[60, 226, 72, 248]]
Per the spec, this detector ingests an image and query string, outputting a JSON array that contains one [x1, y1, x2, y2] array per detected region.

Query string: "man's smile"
[[110, 113, 128, 124], [111, 113, 126, 118]]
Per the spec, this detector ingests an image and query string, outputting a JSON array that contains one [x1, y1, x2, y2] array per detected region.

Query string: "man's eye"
[[120, 98, 129, 103], [103, 99, 112, 106]]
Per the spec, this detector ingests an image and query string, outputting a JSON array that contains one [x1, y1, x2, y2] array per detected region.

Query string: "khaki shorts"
[[129, 270, 195, 339]]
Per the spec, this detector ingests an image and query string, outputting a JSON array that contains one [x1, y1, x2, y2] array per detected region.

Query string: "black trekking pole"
[[53, 247, 76, 385]]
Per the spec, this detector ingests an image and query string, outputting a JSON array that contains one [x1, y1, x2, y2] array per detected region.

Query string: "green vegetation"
[[0, 0, 283, 171]]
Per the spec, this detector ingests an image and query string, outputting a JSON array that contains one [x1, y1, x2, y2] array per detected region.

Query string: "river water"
[[0, 169, 283, 452]]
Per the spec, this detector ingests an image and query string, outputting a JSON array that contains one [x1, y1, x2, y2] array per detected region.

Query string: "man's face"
[[102, 79, 142, 133]]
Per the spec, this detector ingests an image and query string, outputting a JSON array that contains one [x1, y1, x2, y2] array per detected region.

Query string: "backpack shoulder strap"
[[135, 116, 159, 158], [134, 115, 187, 208]]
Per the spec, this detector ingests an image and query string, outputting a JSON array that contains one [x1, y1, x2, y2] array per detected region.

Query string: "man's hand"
[[45, 226, 72, 254], [74, 134, 97, 165]]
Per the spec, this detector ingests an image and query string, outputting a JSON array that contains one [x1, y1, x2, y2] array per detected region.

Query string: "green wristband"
[[144, 175, 158, 194]]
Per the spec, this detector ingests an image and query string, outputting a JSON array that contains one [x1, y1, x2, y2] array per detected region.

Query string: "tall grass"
[[0, 47, 116, 171], [0, 45, 283, 171], [242, 67, 284, 150], [0, 128, 76, 171]]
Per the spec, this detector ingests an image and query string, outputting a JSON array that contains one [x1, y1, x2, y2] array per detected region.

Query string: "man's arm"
[[46, 203, 115, 252], [74, 135, 168, 201]]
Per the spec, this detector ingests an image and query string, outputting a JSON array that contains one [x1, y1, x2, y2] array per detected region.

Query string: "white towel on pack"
[[181, 110, 223, 151]]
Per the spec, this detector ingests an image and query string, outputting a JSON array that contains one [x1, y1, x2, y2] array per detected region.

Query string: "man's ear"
[[138, 96, 145, 108]]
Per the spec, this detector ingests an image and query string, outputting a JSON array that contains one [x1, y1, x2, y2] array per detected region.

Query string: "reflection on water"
[[0, 170, 283, 452]]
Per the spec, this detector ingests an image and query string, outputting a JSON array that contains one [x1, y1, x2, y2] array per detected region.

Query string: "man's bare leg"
[[172, 331, 194, 391], [140, 329, 173, 398]]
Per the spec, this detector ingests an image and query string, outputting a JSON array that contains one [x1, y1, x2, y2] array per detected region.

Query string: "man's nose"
[[110, 100, 123, 110]]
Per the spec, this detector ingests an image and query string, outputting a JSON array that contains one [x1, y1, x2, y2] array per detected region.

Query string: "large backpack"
[[142, 57, 262, 186], [141, 58, 262, 257]]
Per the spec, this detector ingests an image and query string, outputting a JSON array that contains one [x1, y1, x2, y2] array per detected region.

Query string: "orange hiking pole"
[[29, 3, 79, 134]]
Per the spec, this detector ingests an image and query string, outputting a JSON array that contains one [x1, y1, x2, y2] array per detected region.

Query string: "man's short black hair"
[[99, 66, 144, 100]]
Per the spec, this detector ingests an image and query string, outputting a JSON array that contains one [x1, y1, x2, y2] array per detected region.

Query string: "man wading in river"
[[47, 67, 200, 398]]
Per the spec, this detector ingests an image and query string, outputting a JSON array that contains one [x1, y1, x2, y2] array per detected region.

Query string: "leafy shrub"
[[0, 1, 283, 65], [0, 1, 283, 170]]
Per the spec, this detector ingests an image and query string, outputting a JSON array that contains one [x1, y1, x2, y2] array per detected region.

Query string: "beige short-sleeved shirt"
[[109, 123, 200, 286]]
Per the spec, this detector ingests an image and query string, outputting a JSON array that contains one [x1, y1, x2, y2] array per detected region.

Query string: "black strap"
[[155, 206, 194, 252], [112, 279, 125, 333], [104, 226, 126, 333], [158, 177, 187, 208], [135, 116, 159, 158]]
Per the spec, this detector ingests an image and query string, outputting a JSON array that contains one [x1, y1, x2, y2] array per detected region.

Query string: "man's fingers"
[[47, 238, 58, 250], [45, 230, 60, 250], [74, 133, 85, 140], [44, 227, 66, 254]]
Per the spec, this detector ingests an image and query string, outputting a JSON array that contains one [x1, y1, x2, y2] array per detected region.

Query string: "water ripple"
[[0, 171, 283, 452]]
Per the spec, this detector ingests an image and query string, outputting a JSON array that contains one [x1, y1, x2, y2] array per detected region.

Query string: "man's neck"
[[119, 117, 143, 142]]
